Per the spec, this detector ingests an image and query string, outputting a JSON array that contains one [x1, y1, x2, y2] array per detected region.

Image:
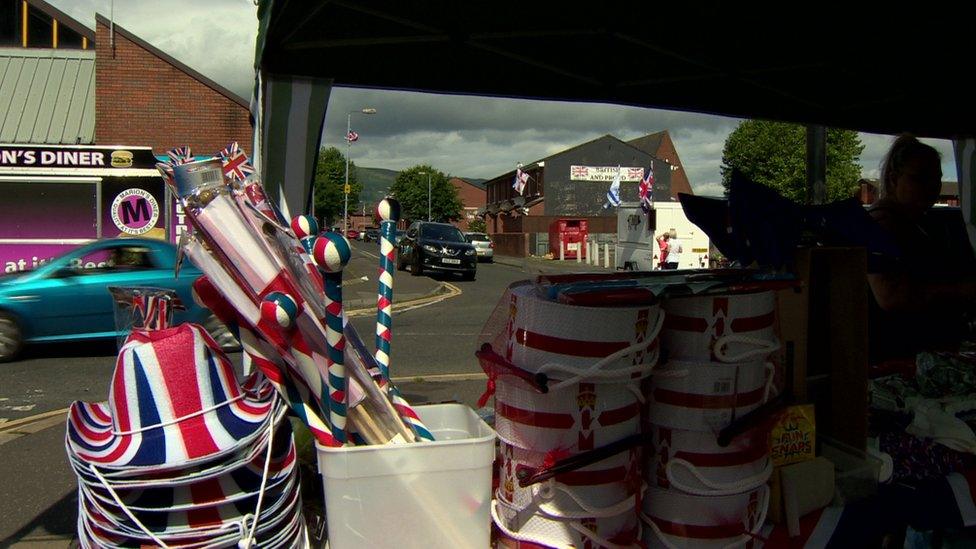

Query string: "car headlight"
[[465, 249, 476, 256], [422, 244, 440, 253]]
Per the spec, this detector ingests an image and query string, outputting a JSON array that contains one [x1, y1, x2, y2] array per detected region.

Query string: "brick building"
[[451, 177, 485, 231], [481, 132, 691, 257], [0, 0, 253, 264], [93, 14, 252, 153]]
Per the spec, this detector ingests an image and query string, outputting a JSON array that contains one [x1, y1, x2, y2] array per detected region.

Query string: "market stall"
[[60, 2, 976, 548]]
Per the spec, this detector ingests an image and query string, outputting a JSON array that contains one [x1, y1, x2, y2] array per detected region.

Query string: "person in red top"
[[656, 232, 669, 269]]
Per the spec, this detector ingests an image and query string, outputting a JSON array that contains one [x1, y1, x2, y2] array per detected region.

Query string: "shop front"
[[0, 144, 170, 273]]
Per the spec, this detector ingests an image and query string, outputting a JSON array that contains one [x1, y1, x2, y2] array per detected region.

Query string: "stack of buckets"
[[642, 290, 780, 548], [490, 284, 663, 548]]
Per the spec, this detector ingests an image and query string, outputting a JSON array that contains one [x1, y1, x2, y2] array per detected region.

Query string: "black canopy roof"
[[256, 1, 975, 139]]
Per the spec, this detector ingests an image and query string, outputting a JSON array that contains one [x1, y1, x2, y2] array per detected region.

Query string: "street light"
[[418, 171, 431, 221], [344, 107, 377, 235]]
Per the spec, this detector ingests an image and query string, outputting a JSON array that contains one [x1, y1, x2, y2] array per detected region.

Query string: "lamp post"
[[418, 171, 432, 221], [344, 107, 377, 235]]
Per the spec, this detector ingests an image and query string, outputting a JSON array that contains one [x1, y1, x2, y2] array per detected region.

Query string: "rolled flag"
[[639, 164, 654, 214], [603, 166, 622, 209]]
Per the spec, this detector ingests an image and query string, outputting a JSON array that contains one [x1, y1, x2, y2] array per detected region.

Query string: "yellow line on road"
[[345, 282, 461, 317], [0, 408, 68, 433]]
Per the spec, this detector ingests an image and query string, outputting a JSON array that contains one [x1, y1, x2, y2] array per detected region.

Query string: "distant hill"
[[356, 167, 400, 205], [355, 166, 487, 204]]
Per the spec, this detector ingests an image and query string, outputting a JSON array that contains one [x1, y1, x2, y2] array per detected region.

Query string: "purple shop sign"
[[0, 242, 87, 274]]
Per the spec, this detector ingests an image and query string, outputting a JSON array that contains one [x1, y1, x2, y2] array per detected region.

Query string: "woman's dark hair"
[[879, 134, 941, 198]]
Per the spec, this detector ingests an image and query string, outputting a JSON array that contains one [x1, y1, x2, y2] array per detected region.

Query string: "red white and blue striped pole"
[[313, 232, 352, 445], [375, 198, 435, 441]]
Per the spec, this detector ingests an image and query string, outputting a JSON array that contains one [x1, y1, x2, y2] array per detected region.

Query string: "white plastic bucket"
[[502, 284, 663, 384], [494, 377, 642, 453], [646, 424, 771, 496], [641, 485, 768, 548], [662, 291, 777, 363], [646, 360, 772, 433], [316, 404, 496, 549]]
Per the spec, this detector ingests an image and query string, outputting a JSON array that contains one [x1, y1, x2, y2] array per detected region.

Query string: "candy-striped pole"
[[313, 232, 352, 444], [374, 198, 435, 441]]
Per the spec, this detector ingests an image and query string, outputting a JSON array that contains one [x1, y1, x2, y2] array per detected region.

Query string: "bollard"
[[576, 241, 581, 263], [604, 242, 610, 268], [559, 236, 565, 261]]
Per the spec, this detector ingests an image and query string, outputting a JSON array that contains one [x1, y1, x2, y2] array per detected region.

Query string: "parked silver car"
[[464, 232, 494, 262]]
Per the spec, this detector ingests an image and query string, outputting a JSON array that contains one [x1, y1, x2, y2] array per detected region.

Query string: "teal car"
[[0, 238, 236, 362]]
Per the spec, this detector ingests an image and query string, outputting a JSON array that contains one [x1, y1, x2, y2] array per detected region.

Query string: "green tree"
[[720, 120, 864, 203], [467, 217, 487, 234], [389, 165, 463, 223], [312, 147, 362, 226]]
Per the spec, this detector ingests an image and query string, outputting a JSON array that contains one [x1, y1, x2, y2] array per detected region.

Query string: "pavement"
[[0, 250, 608, 548]]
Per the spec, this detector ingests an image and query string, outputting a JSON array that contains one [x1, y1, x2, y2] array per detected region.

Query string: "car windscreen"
[[421, 224, 465, 242], [465, 233, 489, 242]]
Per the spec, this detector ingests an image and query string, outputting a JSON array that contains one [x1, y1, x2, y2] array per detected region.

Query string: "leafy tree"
[[389, 165, 463, 223], [467, 217, 487, 234], [720, 120, 864, 203], [312, 147, 362, 226]]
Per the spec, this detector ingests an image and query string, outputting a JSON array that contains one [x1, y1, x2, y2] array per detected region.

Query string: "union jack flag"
[[571, 165, 589, 179], [167, 146, 193, 165], [513, 165, 529, 195], [628, 167, 644, 180], [639, 165, 655, 213], [219, 142, 256, 182], [346, 130, 359, 143]]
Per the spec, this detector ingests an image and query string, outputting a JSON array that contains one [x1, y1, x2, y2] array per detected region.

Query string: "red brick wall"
[[655, 133, 694, 197], [94, 19, 252, 155], [451, 178, 486, 231]]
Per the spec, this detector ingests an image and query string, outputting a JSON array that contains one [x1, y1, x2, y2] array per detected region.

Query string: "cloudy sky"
[[50, 0, 958, 197]]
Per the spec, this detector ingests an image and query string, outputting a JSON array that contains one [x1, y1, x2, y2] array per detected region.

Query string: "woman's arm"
[[868, 271, 976, 313]]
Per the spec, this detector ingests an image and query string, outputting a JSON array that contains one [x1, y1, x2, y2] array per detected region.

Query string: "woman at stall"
[[867, 135, 976, 362]]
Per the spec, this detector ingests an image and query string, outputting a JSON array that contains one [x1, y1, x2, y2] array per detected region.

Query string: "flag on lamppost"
[[346, 130, 359, 143]]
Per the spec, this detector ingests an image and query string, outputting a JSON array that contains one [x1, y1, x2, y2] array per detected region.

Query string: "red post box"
[[549, 219, 589, 260]]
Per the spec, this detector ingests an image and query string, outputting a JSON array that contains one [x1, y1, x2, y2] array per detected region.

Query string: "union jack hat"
[[66, 323, 282, 471]]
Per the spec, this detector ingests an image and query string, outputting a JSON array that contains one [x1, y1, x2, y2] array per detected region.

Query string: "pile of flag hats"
[[641, 289, 779, 548], [65, 297, 307, 548], [480, 279, 664, 548]]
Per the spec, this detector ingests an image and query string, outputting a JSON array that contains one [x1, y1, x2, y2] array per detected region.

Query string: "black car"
[[364, 228, 380, 243], [396, 222, 477, 280]]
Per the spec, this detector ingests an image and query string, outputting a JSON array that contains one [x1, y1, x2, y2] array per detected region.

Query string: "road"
[[0, 252, 532, 546], [0, 254, 528, 424]]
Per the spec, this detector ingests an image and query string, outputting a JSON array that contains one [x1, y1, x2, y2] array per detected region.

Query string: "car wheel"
[[462, 270, 476, 281], [203, 315, 241, 353], [411, 256, 424, 276], [0, 312, 24, 363]]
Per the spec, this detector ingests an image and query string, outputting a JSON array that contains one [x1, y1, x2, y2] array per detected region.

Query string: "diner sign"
[[0, 145, 159, 170], [569, 165, 645, 182]]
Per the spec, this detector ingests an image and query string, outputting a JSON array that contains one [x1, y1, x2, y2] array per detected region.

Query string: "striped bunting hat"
[[66, 323, 281, 470]]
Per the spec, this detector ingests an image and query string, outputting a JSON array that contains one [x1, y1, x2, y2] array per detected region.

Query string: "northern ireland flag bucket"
[[646, 359, 773, 433], [496, 439, 641, 515], [647, 424, 772, 496], [501, 284, 663, 385], [662, 291, 778, 363], [642, 484, 769, 549], [494, 376, 642, 453]]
